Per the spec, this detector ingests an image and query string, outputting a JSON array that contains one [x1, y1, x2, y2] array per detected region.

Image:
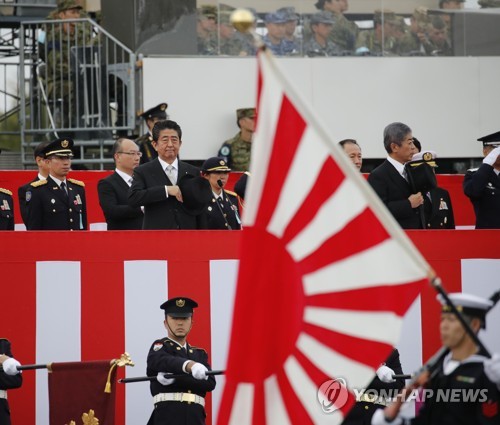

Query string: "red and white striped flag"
[[217, 49, 431, 424]]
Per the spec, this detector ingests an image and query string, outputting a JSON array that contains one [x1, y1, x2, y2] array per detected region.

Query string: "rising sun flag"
[[217, 47, 431, 425]]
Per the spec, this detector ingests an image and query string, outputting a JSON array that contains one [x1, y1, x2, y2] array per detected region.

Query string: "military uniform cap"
[[236, 107, 256, 120], [477, 130, 500, 147], [140, 103, 168, 120], [57, 0, 83, 12], [409, 150, 438, 167], [413, 6, 430, 24], [202, 156, 231, 173], [198, 5, 217, 19], [310, 11, 335, 25], [438, 292, 492, 328], [160, 297, 198, 317], [478, 0, 500, 7], [34, 141, 50, 159], [177, 174, 212, 214], [374, 9, 397, 24], [277, 7, 299, 21], [265, 11, 288, 24], [219, 10, 232, 25], [43, 138, 74, 158]]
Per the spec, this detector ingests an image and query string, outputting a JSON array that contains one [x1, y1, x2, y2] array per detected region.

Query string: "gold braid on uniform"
[[30, 180, 48, 187], [68, 178, 85, 187], [0, 188, 13, 196]]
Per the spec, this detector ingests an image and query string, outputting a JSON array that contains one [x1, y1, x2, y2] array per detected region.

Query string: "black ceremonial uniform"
[[0, 189, 14, 230], [26, 176, 87, 230], [146, 337, 216, 425], [18, 177, 40, 226], [411, 352, 500, 425], [0, 339, 23, 425], [463, 164, 500, 229], [135, 133, 158, 165], [342, 349, 404, 425], [206, 190, 241, 230], [424, 187, 455, 229]]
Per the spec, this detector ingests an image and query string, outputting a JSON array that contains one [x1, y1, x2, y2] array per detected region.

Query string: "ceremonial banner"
[[48, 360, 117, 425], [217, 49, 431, 425]]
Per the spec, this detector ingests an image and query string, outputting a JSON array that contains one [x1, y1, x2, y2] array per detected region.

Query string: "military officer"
[[463, 131, 500, 229], [0, 188, 14, 231], [218, 107, 255, 172], [406, 150, 455, 229], [135, 103, 168, 164], [201, 157, 241, 230], [25, 138, 87, 230], [147, 297, 216, 425], [0, 338, 23, 425], [374, 293, 500, 425], [304, 11, 342, 57]]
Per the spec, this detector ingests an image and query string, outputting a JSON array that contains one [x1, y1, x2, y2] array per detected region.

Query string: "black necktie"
[[60, 182, 68, 196]]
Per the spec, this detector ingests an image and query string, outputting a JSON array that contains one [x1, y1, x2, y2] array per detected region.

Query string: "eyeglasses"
[[118, 151, 142, 157]]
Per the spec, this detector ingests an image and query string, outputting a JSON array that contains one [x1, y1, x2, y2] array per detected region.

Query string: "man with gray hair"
[[368, 122, 424, 229]]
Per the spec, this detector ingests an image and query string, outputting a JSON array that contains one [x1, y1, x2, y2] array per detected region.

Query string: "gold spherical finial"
[[231, 8, 255, 33]]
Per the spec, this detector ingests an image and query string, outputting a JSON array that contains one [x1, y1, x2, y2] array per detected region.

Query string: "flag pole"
[[118, 370, 225, 384]]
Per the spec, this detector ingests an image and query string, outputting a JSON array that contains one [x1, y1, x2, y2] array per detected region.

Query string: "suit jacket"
[[146, 337, 216, 425], [18, 176, 39, 226], [129, 159, 206, 230], [97, 172, 143, 230], [423, 187, 455, 229], [463, 164, 500, 229], [368, 160, 422, 229], [25, 176, 87, 230]]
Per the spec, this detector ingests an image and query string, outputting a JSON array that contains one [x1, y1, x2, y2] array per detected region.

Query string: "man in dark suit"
[[463, 131, 500, 229], [18, 141, 50, 226], [129, 120, 207, 230], [368, 122, 424, 229], [97, 138, 143, 230], [0, 338, 23, 425], [25, 138, 87, 230], [147, 297, 216, 425]]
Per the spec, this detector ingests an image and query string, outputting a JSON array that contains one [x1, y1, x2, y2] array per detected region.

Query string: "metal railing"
[[19, 18, 136, 169]]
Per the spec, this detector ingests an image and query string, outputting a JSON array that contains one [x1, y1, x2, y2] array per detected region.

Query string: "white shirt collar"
[[158, 157, 179, 171], [49, 175, 66, 186], [387, 156, 406, 177], [166, 336, 187, 350], [115, 168, 133, 185], [38, 173, 47, 181]]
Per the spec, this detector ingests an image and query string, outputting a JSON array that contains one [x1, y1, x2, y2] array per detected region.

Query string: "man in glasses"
[[97, 138, 144, 230]]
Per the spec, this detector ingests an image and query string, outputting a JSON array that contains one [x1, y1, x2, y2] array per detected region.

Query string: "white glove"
[[484, 353, 500, 386], [483, 146, 500, 166], [2, 357, 21, 375], [371, 409, 403, 425], [191, 363, 208, 380], [376, 365, 396, 383], [157, 372, 175, 386]]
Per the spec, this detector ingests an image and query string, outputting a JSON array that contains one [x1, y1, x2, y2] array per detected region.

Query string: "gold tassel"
[[104, 353, 134, 393]]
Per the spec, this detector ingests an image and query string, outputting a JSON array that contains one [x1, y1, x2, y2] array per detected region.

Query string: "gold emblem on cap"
[[423, 152, 432, 161], [61, 140, 69, 148], [176, 299, 185, 307], [220, 160, 225, 165], [160, 104, 166, 111]]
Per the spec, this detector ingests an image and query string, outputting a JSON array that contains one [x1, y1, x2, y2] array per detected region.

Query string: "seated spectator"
[[277, 7, 301, 55], [356, 9, 399, 56], [263, 11, 290, 56], [305, 11, 341, 57]]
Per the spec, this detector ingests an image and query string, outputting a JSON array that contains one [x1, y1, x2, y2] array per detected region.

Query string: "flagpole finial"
[[230, 8, 265, 51]]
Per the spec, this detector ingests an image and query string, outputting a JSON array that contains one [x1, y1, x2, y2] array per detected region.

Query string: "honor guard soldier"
[[25, 138, 87, 230], [218, 107, 256, 171], [374, 293, 500, 425], [135, 103, 168, 164], [147, 297, 216, 425], [0, 187, 14, 231], [463, 131, 500, 229], [0, 338, 23, 425], [201, 157, 241, 230]]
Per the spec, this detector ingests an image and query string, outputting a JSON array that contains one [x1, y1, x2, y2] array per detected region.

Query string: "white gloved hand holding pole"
[[376, 365, 396, 383], [2, 357, 21, 376], [191, 363, 208, 380], [157, 372, 175, 386]]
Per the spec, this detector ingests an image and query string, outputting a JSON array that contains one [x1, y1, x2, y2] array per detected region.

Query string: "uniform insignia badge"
[[208, 206, 212, 211], [0, 205, 4, 211], [439, 199, 448, 210], [74, 200, 78, 205], [220, 146, 230, 156], [482, 400, 498, 418], [176, 299, 185, 307], [3, 200, 10, 210], [26, 191, 32, 202], [51, 198, 56, 204], [219, 160, 225, 165], [189, 349, 193, 353], [456, 375, 475, 384], [423, 152, 433, 161], [75, 194, 82, 205], [153, 343, 163, 351], [61, 139, 69, 148], [176, 346, 181, 351]]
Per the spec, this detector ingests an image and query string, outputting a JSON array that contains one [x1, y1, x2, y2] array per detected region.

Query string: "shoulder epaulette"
[[68, 178, 85, 187], [0, 188, 12, 196], [189, 346, 207, 353], [225, 190, 238, 197], [31, 179, 48, 187], [466, 168, 479, 173], [244, 171, 251, 176]]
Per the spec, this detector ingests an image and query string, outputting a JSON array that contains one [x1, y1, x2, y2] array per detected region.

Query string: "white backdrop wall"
[[142, 57, 500, 161]]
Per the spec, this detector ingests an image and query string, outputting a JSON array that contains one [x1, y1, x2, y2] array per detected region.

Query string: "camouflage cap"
[[198, 4, 217, 19], [373, 9, 397, 25], [277, 6, 299, 21], [57, 0, 83, 12], [218, 10, 232, 25], [413, 6, 430, 24], [236, 108, 256, 120], [478, 0, 500, 6], [310, 11, 335, 25], [265, 11, 288, 24]]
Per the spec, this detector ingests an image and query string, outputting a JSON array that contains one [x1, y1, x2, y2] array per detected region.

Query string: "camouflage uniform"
[[478, 0, 500, 6], [197, 5, 217, 55], [218, 133, 251, 172], [330, 13, 358, 52], [305, 38, 341, 57], [262, 35, 288, 56]]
